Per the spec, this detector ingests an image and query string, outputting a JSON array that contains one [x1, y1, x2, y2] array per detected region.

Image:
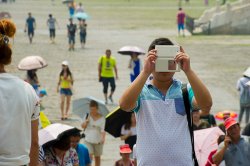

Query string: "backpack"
[[182, 84, 199, 166]]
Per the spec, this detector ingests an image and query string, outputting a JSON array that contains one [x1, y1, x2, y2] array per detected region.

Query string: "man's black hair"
[[148, 38, 174, 51]]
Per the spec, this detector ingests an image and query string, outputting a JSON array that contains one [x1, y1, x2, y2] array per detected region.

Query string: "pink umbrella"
[[18, 55, 48, 71], [194, 127, 225, 166], [118, 46, 145, 55], [39, 123, 80, 147]]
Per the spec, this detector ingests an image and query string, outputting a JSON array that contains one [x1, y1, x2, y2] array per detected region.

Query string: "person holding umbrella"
[[81, 100, 106, 166], [57, 60, 74, 120], [118, 46, 144, 83], [0, 19, 40, 166], [26, 69, 40, 94], [128, 52, 142, 82]]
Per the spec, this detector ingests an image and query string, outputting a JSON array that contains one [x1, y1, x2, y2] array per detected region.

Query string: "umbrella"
[[18, 55, 48, 71], [118, 46, 145, 56], [194, 127, 225, 166], [215, 110, 238, 121], [72, 96, 109, 119], [73, 12, 89, 20], [39, 123, 80, 147], [105, 107, 132, 137], [62, 0, 73, 4]]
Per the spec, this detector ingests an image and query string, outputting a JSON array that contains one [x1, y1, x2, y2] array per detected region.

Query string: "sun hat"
[[243, 67, 250, 78], [62, 60, 69, 66], [39, 89, 47, 96], [224, 117, 238, 130], [119, 144, 132, 154]]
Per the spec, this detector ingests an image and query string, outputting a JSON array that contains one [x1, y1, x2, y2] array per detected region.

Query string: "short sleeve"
[[98, 56, 103, 64], [132, 96, 141, 113], [133, 144, 137, 159], [187, 84, 195, 110]]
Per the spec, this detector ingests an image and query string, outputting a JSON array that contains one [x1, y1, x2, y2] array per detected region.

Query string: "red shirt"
[[177, 11, 185, 24]]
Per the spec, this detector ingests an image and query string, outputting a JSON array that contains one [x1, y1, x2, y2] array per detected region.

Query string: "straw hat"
[[243, 67, 250, 77]]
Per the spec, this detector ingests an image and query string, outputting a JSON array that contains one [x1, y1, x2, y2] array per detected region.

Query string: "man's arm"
[[213, 135, 231, 165], [29, 119, 39, 166], [176, 47, 212, 111], [119, 50, 157, 111], [114, 64, 118, 79]]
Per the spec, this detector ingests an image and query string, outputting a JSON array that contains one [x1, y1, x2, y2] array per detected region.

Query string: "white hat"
[[243, 67, 250, 77], [62, 60, 69, 66]]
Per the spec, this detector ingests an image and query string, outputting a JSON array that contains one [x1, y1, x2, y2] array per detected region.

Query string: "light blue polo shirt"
[[133, 78, 194, 166]]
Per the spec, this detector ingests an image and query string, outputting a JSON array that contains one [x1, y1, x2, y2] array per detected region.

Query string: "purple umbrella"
[[118, 46, 145, 56]]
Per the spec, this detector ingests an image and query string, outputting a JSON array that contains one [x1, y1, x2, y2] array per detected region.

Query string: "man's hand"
[[224, 135, 232, 148], [175, 46, 191, 73], [143, 49, 157, 75]]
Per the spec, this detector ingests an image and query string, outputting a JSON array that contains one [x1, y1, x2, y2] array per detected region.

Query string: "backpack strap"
[[182, 84, 199, 166]]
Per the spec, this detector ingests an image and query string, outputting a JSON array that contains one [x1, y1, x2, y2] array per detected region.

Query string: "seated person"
[[192, 108, 211, 130]]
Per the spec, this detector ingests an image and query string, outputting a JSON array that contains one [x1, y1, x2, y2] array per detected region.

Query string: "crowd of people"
[[1, 2, 250, 166], [24, 1, 88, 50]]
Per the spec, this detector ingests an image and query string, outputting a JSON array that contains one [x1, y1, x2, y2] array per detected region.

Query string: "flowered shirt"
[[45, 147, 79, 166]]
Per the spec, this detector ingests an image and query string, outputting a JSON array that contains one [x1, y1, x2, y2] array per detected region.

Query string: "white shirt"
[[83, 116, 105, 144], [121, 125, 137, 136], [0, 73, 40, 165]]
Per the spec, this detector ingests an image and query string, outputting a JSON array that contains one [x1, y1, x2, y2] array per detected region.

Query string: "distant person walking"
[[68, 2, 75, 18], [57, 60, 74, 120], [177, 7, 186, 37], [76, 2, 84, 13], [236, 67, 250, 124], [79, 20, 87, 48], [98, 49, 118, 104], [25, 12, 36, 43], [67, 18, 77, 51], [47, 14, 59, 43], [0, 19, 40, 166]]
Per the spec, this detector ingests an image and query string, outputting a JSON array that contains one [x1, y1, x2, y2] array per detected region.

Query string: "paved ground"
[[1, 0, 250, 165]]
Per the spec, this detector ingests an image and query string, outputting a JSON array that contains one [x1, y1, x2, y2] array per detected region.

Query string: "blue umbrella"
[[73, 12, 89, 20], [72, 96, 109, 119]]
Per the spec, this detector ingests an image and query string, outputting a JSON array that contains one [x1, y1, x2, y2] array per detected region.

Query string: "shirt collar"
[[146, 78, 179, 88]]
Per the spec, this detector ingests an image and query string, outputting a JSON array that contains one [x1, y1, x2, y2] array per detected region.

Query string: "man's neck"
[[0, 65, 6, 73], [152, 78, 173, 94], [232, 136, 241, 144]]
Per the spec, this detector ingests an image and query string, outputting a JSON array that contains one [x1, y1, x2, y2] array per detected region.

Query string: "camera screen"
[[168, 60, 177, 70]]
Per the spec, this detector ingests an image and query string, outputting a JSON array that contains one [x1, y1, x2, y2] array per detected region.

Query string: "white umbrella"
[[73, 96, 109, 119], [38, 123, 80, 146], [118, 46, 145, 55], [194, 127, 225, 166], [73, 12, 89, 20], [18, 55, 48, 71]]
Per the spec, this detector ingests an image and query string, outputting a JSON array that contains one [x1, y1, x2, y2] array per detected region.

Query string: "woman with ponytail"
[[0, 19, 40, 166]]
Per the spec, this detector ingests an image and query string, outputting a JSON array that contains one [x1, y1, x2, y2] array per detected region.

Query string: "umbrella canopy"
[[73, 12, 89, 20], [18, 55, 48, 71], [39, 123, 80, 147], [105, 107, 132, 138], [215, 110, 238, 121], [72, 96, 109, 119], [118, 46, 145, 56], [62, 0, 73, 4], [194, 127, 225, 166]]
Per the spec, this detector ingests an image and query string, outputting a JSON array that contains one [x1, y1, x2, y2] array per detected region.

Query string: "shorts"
[[80, 32, 86, 43], [68, 35, 75, 44], [178, 23, 184, 31], [49, 29, 56, 38], [84, 140, 103, 156], [28, 29, 34, 36], [60, 88, 72, 96]]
